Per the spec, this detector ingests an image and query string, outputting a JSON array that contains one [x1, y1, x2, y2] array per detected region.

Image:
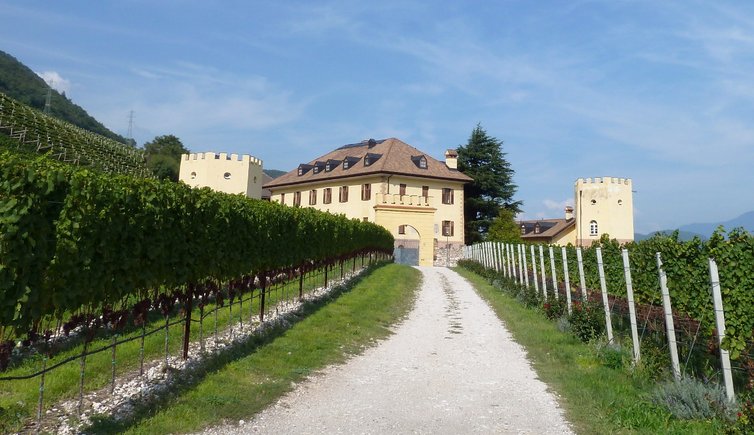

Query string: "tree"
[[457, 124, 522, 244], [143, 135, 189, 181], [487, 208, 522, 242]]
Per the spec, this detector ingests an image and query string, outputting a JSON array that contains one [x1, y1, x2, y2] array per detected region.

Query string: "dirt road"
[[201, 266, 573, 434]]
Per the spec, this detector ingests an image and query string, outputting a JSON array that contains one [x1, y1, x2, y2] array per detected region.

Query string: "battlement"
[[575, 176, 631, 186], [182, 152, 263, 166]]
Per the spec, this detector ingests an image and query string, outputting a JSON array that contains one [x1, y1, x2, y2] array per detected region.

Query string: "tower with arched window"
[[574, 177, 634, 246]]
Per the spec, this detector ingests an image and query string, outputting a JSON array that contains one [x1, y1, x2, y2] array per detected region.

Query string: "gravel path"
[[201, 266, 573, 434]]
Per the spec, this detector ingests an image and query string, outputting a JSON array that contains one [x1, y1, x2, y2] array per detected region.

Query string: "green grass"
[[455, 266, 725, 435], [0, 262, 366, 433], [84, 263, 419, 434]]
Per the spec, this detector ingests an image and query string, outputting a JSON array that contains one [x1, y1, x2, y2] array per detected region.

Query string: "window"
[[293, 191, 301, 207], [190, 171, 197, 179], [591, 199, 597, 205], [442, 220, 454, 237], [339, 186, 349, 202], [323, 188, 332, 204], [398, 225, 406, 235], [442, 188, 454, 205], [618, 199, 623, 206], [520, 223, 526, 235], [223, 172, 231, 180], [361, 183, 371, 200], [363, 217, 368, 222], [399, 184, 407, 196], [590, 220, 598, 236], [534, 222, 541, 234], [280, 193, 285, 204], [419, 156, 427, 169], [422, 186, 429, 198], [343, 160, 349, 169], [309, 189, 317, 205]]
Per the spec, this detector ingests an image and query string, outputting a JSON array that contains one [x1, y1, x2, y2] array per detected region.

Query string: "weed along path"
[[204, 267, 573, 434]]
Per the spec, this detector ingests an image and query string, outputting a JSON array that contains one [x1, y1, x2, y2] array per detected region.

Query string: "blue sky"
[[2, 0, 753, 233]]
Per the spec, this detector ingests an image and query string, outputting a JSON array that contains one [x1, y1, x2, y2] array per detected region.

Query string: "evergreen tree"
[[458, 124, 522, 244]]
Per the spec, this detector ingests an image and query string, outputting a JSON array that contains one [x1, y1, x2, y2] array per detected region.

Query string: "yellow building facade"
[[178, 152, 264, 199], [520, 176, 634, 247], [265, 138, 471, 266]]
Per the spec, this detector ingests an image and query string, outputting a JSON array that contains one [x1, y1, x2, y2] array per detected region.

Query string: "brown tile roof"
[[520, 218, 575, 240], [264, 138, 472, 189]]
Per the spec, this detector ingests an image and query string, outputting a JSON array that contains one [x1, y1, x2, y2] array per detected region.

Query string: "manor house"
[[263, 138, 472, 266]]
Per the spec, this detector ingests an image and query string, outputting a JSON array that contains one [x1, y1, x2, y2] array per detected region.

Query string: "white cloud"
[[35, 71, 71, 93], [543, 198, 573, 211]]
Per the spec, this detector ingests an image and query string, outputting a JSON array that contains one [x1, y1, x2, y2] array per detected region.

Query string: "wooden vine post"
[[183, 283, 194, 360]]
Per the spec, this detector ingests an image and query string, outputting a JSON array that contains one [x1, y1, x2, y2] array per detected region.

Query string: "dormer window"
[[312, 161, 325, 174], [325, 159, 341, 172], [520, 223, 526, 235], [411, 155, 428, 169], [364, 153, 382, 166], [297, 164, 313, 176], [534, 222, 541, 234], [342, 156, 360, 170]]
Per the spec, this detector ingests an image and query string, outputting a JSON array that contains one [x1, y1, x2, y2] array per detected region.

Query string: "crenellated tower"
[[574, 177, 634, 246], [179, 152, 264, 199]]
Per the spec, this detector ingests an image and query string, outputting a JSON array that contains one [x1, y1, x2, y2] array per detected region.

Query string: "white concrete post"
[[494, 242, 501, 273], [561, 247, 572, 315], [517, 244, 524, 285], [530, 245, 539, 293], [709, 258, 735, 401], [521, 244, 530, 289], [549, 246, 559, 301], [497, 242, 505, 276], [509, 244, 517, 281], [576, 247, 587, 301], [539, 245, 548, 300], [506, 243, 512, 278], [596, 248, 614, 343], [656, 252, 681, 381], [621, 249, 641, 364]]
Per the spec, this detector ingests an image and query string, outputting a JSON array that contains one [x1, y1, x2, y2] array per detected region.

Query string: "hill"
[[635, 210, 754, 241], [0, 50, 130, 144], [263, 169, 286, 179], [634, 230, 706, 242], [680, 211, 754, 237], [0, 92, 149, 177]]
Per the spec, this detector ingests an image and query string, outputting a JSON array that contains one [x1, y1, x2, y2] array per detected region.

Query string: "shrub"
[[651, 377, 736, 421], [568, 300, 604, 342], [595, 340, 630, 370], [542, 299, 567, 320]]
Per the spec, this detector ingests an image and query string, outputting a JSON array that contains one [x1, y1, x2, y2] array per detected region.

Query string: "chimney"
[[366, 138, 377, 148], [565, 206, 574, 221], [445, 149, 458, 170]]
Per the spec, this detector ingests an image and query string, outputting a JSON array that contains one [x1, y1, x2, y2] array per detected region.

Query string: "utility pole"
[[127, 110, 134, 140], [43, 80, 53, 115]]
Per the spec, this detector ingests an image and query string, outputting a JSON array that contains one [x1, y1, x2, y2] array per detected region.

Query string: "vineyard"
[[0, 147, 394, 431], [0, 92, 150, 177], [464, 231, 754, 400]]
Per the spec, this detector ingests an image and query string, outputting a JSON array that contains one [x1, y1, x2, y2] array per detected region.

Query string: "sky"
[[1, 0, 753, 233]]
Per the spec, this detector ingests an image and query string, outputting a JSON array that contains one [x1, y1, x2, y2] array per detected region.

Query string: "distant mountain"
[[635, 210, 754, 241], [0, 50, 131, 144], [634, 230, 707, 242], [263, 169, 286, 179], [680, 211, 754, 237]]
